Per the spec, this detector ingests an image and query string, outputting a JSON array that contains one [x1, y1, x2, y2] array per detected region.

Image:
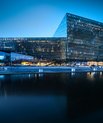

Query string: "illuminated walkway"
[[0, 66, 103, 74]]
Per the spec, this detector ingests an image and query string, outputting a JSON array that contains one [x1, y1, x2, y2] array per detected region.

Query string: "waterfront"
[[0, 66, 103, 74], [0, 72, 103, 123]]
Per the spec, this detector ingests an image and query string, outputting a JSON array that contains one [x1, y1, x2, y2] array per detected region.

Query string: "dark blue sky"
[[0, 0, 103, 37]]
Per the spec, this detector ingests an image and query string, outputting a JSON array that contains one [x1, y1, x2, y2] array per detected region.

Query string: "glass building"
[[0, 13, 103, 64], [0, 38, 66, 62], [54, 13, 103, 62], [0, 52, 10, 65]]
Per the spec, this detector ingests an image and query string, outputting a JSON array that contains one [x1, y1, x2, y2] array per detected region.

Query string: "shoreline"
[[0, 66, 103, 74]]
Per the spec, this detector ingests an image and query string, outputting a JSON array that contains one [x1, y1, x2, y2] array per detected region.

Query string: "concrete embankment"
[[0, 66, 103, 74]]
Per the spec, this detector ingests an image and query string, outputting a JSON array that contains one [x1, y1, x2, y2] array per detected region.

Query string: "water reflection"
[[0, 75, 5, 79], [0, 73, 103, 123], [87, 72, 103, 81], [87, 72, 96, 81], [66, 72, 103, 121], [0, 95, 67, 123], [38, 73, 44, 77], [0, 73, 67, 96], [100, 72, 103, 79], [71, 72, 75, 77]]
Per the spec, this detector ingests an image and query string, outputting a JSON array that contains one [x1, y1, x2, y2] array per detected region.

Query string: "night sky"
[[0, 0, 103, 37]]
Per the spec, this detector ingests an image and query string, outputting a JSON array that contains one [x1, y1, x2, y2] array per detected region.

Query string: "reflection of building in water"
[[0, 13, 103, 64], [0, 75, 5, 79], [71, 72, 75, 77], [100, 72, 103, 79], [87, 72, 103, 81], [66, 74, 103, 119], [0, 73, 67, 96], [87, 72, 96, 81]]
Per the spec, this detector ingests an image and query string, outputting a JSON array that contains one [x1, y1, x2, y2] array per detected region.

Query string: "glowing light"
[[71, 68, 75, 72], [93, 68, 97, 71], [87, 72, 95, 81], [21, 62, 32, 66], [39, 69, 43, 73], [0, 56, 4, 60], [71, 72, 75, 76]]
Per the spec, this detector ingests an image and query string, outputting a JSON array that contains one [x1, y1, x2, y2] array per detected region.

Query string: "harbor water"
[[0, 72, 103, 123]]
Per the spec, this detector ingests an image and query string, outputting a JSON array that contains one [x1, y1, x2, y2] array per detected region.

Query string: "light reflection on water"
[[71, 72, 76, 77], [87, 72, 103, 81], [0, 75, 5, 79], [87, 72, 96, 81], [0, 72, 103, 123]]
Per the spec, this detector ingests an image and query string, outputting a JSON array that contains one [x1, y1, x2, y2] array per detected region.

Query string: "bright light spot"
[[39, 69, 43, 73], [4, 67, 7, 70], [100, 72, 102, 76], [93, 68, 97, 71], [21, 62, 32, 66], [0, 56, 4, 60], [71, 68, 75, 72]]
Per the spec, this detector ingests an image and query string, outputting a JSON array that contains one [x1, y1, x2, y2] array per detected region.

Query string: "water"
[[0, 72, 103, 123]]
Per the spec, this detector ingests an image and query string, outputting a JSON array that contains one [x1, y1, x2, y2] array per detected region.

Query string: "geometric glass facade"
[[66, 13, 103, 61], [0, 13, 103, 62], [14, 38, 66, 60], [54, 13, 103, 61], [0, 38, 66, 61], [53, 15, 67, 37], [11, 52, 34, 62]]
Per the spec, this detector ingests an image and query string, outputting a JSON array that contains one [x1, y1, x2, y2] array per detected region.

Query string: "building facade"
[[54, 13, 103, 62], [0, 38, 66, 62], [0, 13, 103, 64]]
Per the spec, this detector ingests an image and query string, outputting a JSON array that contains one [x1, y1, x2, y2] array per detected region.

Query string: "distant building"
[[0, 13, 103, 63]]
